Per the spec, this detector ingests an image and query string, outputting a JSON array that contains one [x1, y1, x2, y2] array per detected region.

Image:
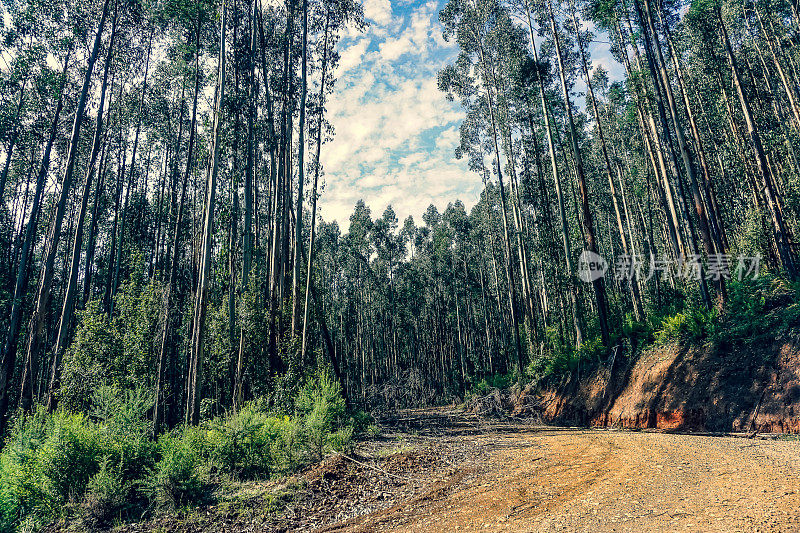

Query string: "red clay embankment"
[[535, 339, 800, 433]]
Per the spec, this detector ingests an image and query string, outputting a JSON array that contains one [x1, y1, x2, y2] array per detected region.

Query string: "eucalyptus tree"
[[567, 0, 645, 317], [48, 4, 120, 410], [300, 0, 365, 362], [439, 0, 525, 373], [0, 40, 73, 436], [188, 0, 226, 425], [153, 0, 210, 433], [21, 0, 112, 412]]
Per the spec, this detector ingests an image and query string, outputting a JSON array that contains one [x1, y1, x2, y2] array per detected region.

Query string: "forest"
[[0, 0, 799, 527]]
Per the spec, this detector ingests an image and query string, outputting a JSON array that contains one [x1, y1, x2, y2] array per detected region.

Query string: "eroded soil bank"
[[533, 339, 800, 433]]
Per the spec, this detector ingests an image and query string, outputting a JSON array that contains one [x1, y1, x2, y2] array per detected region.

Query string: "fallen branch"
[[340, 454, 426, 483]]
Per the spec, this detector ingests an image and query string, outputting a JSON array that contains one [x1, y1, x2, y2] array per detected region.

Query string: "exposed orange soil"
[[537, 340, 800, 433]]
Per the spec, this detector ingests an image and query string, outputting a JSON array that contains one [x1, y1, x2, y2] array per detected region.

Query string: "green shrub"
[[0, 372, 355, 529], [327, 426, 354, 454], [622, 312, 652, 351], [654, 311, 688, 344], [82, 457, 127, 526], [525, 326, 607, 383], [35, 412, 104, 514], [467, 373, 512, 399], [92, 386, 156, 486], [269, 415, 304, 474], [296, 371, 347, 461], [59, 274, 161, 413], [0, 388, 159, 531], [0, 409, 103, 531], [0, 410, 49, 531], [145, 434, 206, 511], [654, 305, 716, 345], [717, 275, 800, 344], [204, 404, 277, 480], [364, 423, 381, 439], [349, 409, 375, 436]]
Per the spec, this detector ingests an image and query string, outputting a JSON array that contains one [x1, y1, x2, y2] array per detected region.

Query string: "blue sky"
[[319, 0, 624, 230]]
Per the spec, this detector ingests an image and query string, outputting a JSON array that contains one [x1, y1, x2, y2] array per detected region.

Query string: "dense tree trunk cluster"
[[0, 0, 363, 433], [0, 0, 799, 425]]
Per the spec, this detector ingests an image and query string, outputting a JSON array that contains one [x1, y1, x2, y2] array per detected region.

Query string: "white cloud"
[[378, 35, 414, 61], [320, 0, 623, 230], [337, 38, 369, 74], [322, 1, 476, 229], [362, 0, 393, 26]]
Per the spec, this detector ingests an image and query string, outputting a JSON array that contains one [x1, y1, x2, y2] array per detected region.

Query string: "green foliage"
[[58, 301, 120, 413], [328, 426, 355, 455], [91, 386, 156, 491], [348, 409, 375, 436], [0, 409, 104, 531], [466, 372, 513, 399], [731, 207, 772, 263], [82, 457, 127, 526], [270, 336, 304, 412], [525, 327, 606, 383], [647, 275, 800, 350], [716, 275, 800, 345], [296, 370, 347, 461], [653, 306, 717, 345], [59, 276, 162, 413], [621, 312, 652, 352], [188, 371, 351, 478], [0, 389, 155, 530], [0, 371, 355, 530], [202, 403, 279, 480], [144, 434, 206, 511]]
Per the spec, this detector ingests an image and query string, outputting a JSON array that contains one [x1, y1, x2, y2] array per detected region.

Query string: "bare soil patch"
[[105, 408, 800, 532], [538, 339, 800, 433]]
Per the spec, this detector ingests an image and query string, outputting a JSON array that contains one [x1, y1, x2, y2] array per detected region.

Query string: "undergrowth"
[[0, 370, 359, 532], [469, 273, 800, 397], [650, 275, 800, 347]]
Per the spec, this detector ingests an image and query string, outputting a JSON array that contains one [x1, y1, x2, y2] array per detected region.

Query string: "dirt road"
[[323, 409, 800, 533], [118, 409, 800, 532]]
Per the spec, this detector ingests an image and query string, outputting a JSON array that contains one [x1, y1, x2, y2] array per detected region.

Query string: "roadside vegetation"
[[470, 273, 800, 399], [2, 0, 800, 527], [0, 370, 359, 531]]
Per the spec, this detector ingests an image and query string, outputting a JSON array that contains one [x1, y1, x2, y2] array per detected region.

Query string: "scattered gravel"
[[111, 408, 800, 532]]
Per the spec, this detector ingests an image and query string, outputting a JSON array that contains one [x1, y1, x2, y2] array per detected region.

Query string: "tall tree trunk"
[[110, 29, 153, 314], [256, 1, 281, 373], [0, 78, 27, 202], [523, 0, 585, 347], [619, 14, 685, 260], [189, 0, 227, 425], [0, 46, 72, 435], [48, 10, 118, 408], [569, 0, 644, 319], [235, 0, 258, 410], [291, 0, 309, 338], [154, 17, 201, 434], [548, 0, 609, 345], [755, 8, 800, 131], [641, 0, 722, 302], [660, 12, 728, 255], [21, 0, 109, 413], [301, 10, 331, 362], [719, 7, 796, 277], [475, 29, 524, 374], [82, 112, 113, 308]]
